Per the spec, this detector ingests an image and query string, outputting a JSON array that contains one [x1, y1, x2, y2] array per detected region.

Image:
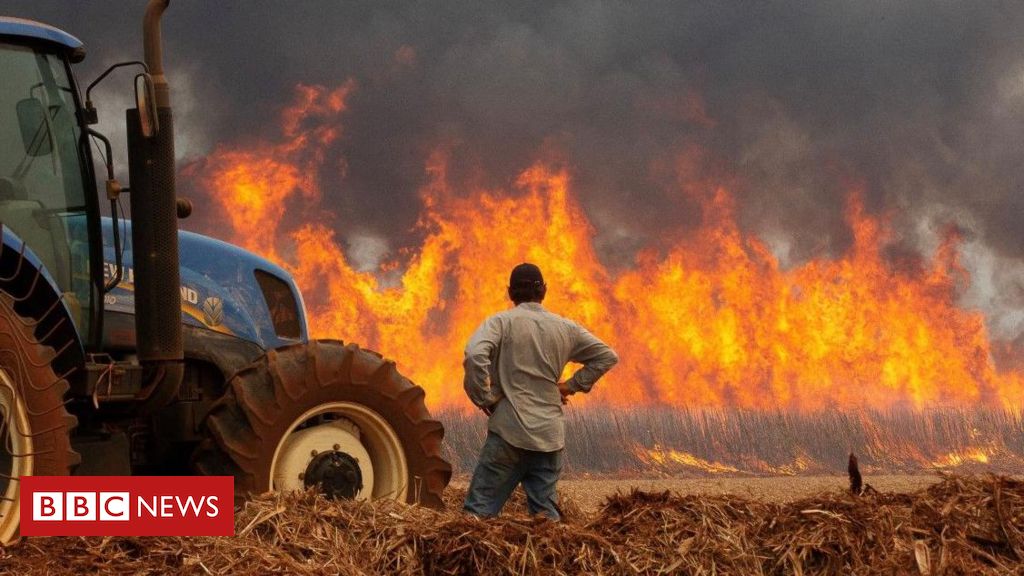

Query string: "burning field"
[[4, 474, 1023, 574], [175, 82, 1024, 478], [440, 407, 1024, 478], [184, 84, 1024, 413], [121, 3, 1024, 569]]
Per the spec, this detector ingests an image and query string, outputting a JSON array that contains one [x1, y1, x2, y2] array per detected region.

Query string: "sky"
[[7, 0, 1024, 342]]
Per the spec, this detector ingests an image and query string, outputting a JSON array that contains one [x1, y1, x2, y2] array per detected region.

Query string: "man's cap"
[[509, 262, 544, 286]]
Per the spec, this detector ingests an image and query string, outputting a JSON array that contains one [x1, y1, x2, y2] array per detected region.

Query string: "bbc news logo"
[[32, 491, 220, 521], [20, 476, 234, 536]]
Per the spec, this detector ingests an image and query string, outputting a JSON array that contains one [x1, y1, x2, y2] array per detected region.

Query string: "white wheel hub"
[[273, 419, 374, 499], [0, 368, 34, 544], [269, 402, 408, 502]]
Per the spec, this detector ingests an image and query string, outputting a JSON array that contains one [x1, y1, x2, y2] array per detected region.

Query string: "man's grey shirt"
[[463, 302, 619, 452]]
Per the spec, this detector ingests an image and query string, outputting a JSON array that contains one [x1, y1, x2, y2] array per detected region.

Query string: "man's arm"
[[463, 316, 504, 411], [562, 324, 618, 395]]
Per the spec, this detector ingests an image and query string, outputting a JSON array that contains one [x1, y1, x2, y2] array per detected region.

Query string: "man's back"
[[464, 302, 618, 452], [462, 263, 617, 520]]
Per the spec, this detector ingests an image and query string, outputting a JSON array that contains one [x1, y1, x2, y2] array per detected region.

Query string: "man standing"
[[463, 263, 618, 520]]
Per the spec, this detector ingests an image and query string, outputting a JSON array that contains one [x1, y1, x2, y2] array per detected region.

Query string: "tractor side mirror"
[[135, 73, 159, 138], [16, 98, 53, 156]]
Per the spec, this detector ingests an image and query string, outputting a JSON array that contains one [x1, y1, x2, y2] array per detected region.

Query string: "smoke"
[[6, 0, 1024, 339], [88, 64, 210, 181]]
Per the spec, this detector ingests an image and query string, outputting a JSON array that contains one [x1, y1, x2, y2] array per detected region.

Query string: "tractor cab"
[[0, 18, 101, 347]]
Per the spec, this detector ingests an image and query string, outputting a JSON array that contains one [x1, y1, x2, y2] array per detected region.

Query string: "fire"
[[184, 82, 1024, 412], [931, 447, 994, 468], [634, 445, 740, 474]]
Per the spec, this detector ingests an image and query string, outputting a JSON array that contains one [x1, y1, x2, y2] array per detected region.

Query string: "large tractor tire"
[[193, 340, 451, 508], [0, 292, 78, 544]]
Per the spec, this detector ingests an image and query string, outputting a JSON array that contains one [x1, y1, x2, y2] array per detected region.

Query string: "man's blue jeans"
[[463, 432, 563, 520]]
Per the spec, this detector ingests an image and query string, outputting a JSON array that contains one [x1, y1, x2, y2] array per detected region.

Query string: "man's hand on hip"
[[557, 381, 574, 404]]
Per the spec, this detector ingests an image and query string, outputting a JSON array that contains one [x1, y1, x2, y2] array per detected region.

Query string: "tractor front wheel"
[[0, 292, 79, 544], [193, 340, 451, 508]]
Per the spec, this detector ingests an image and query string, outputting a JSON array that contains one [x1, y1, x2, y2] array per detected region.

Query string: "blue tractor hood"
[[100, 218, 308, 351]]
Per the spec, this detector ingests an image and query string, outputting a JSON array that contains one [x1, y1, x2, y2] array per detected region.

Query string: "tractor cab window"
[[0, 42, 92, 337], [254, 270, 301, 340]]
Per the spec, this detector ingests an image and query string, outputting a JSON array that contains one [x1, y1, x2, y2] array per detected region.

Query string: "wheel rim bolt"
[[333, 444, 340, 451]]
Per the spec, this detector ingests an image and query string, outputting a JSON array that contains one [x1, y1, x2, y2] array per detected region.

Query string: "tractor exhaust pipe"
[[143, 0, 171, 108], [127, 0, 183, 412]]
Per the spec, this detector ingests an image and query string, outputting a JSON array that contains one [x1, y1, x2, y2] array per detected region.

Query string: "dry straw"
[[1, 474, 1021, 575]]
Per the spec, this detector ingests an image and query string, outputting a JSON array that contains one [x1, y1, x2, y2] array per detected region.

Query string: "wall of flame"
[[182, 83, 1024, 412]]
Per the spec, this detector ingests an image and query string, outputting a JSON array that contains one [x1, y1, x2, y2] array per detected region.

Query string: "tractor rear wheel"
[[193, 340, 451, 508], [0, 292, 78, 544]]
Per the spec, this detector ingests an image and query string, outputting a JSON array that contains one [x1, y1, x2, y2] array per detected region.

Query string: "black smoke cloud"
[[7, 1, 1024, 336]]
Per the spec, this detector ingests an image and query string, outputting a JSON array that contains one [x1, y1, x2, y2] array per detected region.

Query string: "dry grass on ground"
[[1, 474, 1023, 575], [559, 474, 942, 511], [448, 474, 942, 513]]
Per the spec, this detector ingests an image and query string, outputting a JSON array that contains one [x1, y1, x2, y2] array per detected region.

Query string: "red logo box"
[[20, 476, 234, 536]]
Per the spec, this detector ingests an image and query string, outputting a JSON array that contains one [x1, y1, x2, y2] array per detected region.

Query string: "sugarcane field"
[[2, 1, 1024, 574]]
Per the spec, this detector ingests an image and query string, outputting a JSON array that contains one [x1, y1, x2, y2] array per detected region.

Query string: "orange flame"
[[634, 445, 741, 474], [931, 447, 995, 468], [185, 82, 1024, 412]]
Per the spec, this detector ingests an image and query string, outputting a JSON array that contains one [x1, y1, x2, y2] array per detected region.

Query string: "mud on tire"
[[193, 340, 451, 508]]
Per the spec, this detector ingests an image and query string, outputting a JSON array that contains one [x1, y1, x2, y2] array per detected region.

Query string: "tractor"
[[0, 1, 451, 541]]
